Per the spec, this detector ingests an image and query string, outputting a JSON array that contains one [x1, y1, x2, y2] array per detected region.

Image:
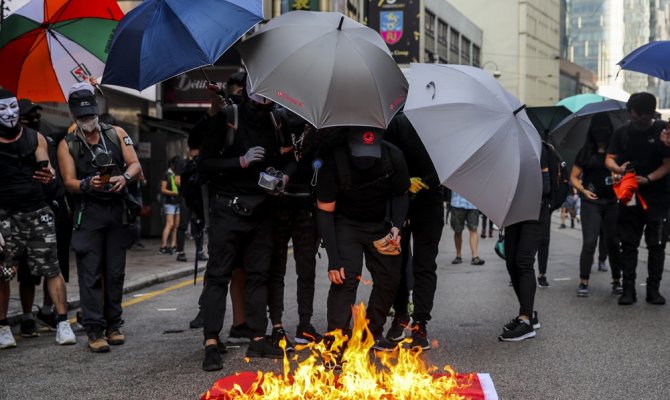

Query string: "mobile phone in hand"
[[34, 160, 48, 171]]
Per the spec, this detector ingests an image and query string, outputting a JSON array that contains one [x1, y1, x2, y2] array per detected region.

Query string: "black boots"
[[646, 280, 666, 305], [618, 281, 637, 305]]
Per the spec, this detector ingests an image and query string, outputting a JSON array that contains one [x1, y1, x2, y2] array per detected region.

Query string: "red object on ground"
[[201, 371, 499, 400]]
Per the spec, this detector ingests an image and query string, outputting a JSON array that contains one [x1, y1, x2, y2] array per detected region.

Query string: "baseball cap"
[[348, 128, 383, 158], [67, 82, 99, 118], [18, 99, 42, 116]]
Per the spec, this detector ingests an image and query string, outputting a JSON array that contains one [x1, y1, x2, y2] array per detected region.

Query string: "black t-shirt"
[[574, 151, 615, 202], [608, 120, 670, 200], [162, 170, 179, 205], [316, 141, 410, 223], [0, 128, 46, 212], [385, 112, 441, 191]]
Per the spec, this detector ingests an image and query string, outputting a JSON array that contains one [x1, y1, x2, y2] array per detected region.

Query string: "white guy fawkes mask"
[[0, 97, 19, 129]]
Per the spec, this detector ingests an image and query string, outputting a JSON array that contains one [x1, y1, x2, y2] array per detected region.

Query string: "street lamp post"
[[482, 61, 502, 79]]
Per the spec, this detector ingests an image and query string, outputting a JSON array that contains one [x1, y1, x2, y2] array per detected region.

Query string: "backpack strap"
[[223, 104, 238, 150], [66, 123, 123, 159]]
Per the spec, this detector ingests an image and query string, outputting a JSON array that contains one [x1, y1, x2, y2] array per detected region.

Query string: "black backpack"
[[543, 142, 569, 212], [180, 157, 204, 221]]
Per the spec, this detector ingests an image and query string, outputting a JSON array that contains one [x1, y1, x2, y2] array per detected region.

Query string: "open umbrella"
[[102, 0, 263, 91], [404, 63, 542, 228], [549, 100, 628, 150], [617, 41, 670, 80], [237, 11, 407, 129], [557, 93, 610, 112], [0, 0, 124, 102], [525, 105, 572, 140]]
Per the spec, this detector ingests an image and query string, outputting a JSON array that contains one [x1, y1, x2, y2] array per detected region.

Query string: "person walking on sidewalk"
[[606, 93, 670, 306], [384, 112, 444, 350], [570, 113, 623, 297], [0, 88, 76, 349], [159, 156, 181, 255], [449, 191, 485, 266], [58, 83, 142, 352]]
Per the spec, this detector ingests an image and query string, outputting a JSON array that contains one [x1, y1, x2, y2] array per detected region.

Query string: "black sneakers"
[[20, 319, 39, 338], [228, 323, 252, 344], [577, 283, 589, 297], [176, 252, 187, 262], [409, 322, 430, 350], [197, 252, 209, 261], [537, 276, 550, 288], [386, 315, 409, 342], [611, 281, 623, 295], [618, 288, 637, 305], [271, 327, 295, 352], [499, 319, 536, 342], [36, 308, 57, 331], [246, 336, 284, 359], [295, 324, 323, 344], [646, 291, 666, 305], [202, 344, 223, 371], [504, 311, 540, 331], [189, 310, 204, 329], [372, 336, 398, 352]]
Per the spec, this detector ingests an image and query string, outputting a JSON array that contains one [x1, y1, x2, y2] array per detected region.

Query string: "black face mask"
[[591, 128, 610, 144], [0, 124, 20, 140], [227, 94, 243, 105]]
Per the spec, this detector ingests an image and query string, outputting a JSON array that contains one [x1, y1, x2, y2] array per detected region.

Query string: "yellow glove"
[[409, 177, 430, 194]]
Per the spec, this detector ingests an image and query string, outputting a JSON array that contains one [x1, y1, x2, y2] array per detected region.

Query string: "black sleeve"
[[315, 154, 338, 203], [391, 194, 409, 229], [541, 145, 550, 195], [315, 209, 341, 269], [607, 126, 625, 155], [198, 112, 243, 174], [188, 114, 210, 149], [388, 145, 410, 227]]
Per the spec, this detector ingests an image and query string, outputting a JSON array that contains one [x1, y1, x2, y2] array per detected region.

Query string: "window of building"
[[461, 37, 471, 64], [425, 10, 435, 37], [438, 19, 448, 45], [472, 45, 481, 67], [449, 28, 460, 64]]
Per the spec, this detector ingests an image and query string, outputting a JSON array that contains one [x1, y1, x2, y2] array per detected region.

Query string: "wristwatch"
[[123, 172, 132, 182]]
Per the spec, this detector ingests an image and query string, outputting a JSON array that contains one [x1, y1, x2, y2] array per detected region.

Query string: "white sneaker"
[[56, 321, 76, 345], [0, 325, 17, 349]]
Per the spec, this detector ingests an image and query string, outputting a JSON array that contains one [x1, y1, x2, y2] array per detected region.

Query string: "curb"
[[7, 265, 205, 327]]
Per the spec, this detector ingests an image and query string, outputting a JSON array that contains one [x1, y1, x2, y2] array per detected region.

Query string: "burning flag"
[[201, 304, 498, 399]]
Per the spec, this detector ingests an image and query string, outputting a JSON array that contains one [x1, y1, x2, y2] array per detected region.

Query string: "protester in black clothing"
[[498, 146, 548, 342], [570, 113, 622, 297], [175, 148, 208, 263], [58, 82, 142, 352], [606, 93, 670, 305], [316, 127, 410, 352], [266, 109, 322, 348], [384, 112, 443, 350], [198, 91, 292, 371]]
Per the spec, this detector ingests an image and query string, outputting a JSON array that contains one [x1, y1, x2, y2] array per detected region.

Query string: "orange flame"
[[214, 303, 471, 399]]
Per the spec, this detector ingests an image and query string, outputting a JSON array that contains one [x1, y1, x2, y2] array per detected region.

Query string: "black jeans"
[[618, 204, 667, 292], [201, 196, 273, 341], [327, 216, 401, 338], [176, 197, 203, 254], [267, 196, 320, 327], [505, 207, 549, 317], [70, 201, 135, 332], [392, 191, 444, 322], [579, 200, 621, 280], [536, 212, 551, 276]]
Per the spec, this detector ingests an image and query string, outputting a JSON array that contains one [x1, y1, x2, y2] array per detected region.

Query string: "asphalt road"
[[2, 220, 670, 400]]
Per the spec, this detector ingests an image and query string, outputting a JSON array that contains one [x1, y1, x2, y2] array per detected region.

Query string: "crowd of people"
[[1, 70, 670, 373]]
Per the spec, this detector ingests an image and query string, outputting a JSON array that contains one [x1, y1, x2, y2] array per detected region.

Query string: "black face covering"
[[0, 124, 20, 139], [227, 94, 243, 105], [591, 128, 610, 145]]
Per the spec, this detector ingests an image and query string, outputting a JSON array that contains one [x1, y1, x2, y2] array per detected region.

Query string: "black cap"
[[67, 82, 99, 118], [348, 128, 383, 158], [18, 99, 42, 116]]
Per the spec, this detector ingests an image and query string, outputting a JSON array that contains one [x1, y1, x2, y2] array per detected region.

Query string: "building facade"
[[450, 0, 561, 106]]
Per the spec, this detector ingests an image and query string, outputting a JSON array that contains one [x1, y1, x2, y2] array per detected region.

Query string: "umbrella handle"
[[426, 81, 436, 100]]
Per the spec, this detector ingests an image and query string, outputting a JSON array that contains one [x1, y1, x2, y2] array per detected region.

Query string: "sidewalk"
[[6, 238, 205, 325]]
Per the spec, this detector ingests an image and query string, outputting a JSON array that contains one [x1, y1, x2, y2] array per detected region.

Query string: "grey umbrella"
[[237, 11, 408, 129]]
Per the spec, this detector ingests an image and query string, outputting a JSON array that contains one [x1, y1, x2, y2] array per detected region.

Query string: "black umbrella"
[[525, 106, 572, 140]]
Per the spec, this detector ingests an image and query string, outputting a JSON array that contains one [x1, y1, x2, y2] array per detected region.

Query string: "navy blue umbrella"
[[617, 41, 670, 81], [102, 0, 263, 91]]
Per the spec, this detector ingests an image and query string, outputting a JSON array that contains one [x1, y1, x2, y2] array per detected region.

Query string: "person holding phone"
[[0, 88, 76, 350], [570, 113, 622, 297]]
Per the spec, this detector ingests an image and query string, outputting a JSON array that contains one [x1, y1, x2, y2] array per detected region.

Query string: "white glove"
[[240, 146, 265, 168]]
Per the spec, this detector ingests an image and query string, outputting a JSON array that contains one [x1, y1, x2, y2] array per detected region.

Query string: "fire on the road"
[[203, 303, 472, 399]]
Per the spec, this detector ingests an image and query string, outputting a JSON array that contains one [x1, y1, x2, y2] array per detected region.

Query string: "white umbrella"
[[404, 63, 542, 228]]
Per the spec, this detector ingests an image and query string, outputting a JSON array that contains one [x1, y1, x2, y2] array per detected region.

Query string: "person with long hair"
[[570, 113, 622, 297], [159, 156, 181, 254]]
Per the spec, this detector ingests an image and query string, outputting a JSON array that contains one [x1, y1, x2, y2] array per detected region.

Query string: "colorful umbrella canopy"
[[237, 11, 408, 129], [617, 41, 670, 81], [102, 0, 263, 91], [556, 93, 610, 112], [0, 0, 124, 102]]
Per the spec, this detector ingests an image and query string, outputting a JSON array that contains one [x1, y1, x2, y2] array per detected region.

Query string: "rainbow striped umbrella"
[[0, 0, 124, 102]]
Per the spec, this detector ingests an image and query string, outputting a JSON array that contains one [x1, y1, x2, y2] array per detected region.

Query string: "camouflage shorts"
[[0, 206, 60, 278]]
